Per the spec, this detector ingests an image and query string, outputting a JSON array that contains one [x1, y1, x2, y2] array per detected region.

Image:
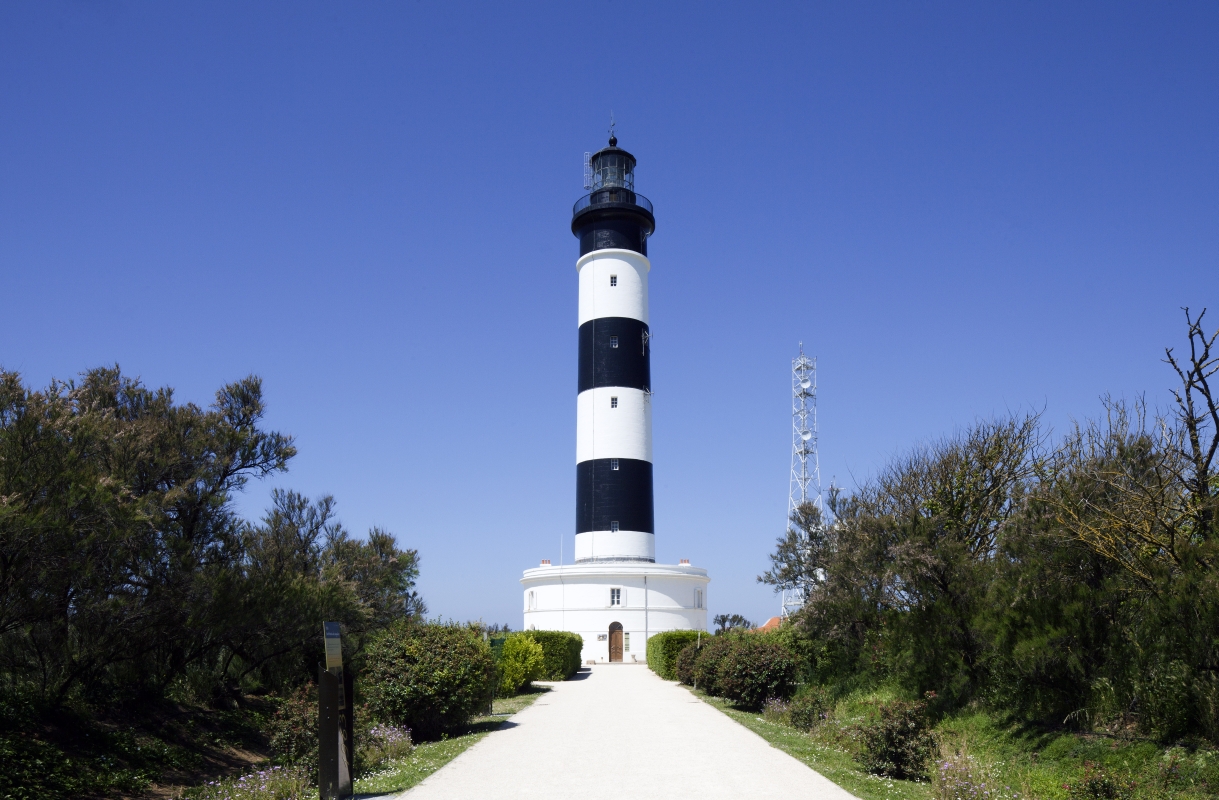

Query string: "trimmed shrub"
[[675, 642, 700, 685], [646, 630, 708, 680], [715, 638, 798, 709], [856, 698, 937, 780], [691, 635, 738, 696], [497, 633, 545, 696], [524, 630, 584, 680], [789, 685, 832, 731], [363, 621, 495, 740]]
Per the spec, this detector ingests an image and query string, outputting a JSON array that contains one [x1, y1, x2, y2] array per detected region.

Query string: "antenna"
[[583, 152, 593, 190], [782, 343, 821, 618]]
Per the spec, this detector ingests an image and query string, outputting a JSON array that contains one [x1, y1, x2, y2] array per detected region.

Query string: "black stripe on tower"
[[578, 317, 651, 393], [574, 218, 650, 257], [575, 458, 655, 534]]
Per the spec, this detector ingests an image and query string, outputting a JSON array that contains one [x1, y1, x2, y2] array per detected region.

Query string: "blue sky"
[[1, 2, 1215, 627]]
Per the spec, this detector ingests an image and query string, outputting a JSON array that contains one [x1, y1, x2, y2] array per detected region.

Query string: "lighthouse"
[[522, 133, 709, 662], [573, 134, 656, 564]]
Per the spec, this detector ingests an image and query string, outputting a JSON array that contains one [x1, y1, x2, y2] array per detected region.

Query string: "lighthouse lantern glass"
[[589, 150, 635, 191]]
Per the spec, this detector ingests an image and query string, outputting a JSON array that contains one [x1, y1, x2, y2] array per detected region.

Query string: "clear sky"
[[2, 2, 1216, 627]]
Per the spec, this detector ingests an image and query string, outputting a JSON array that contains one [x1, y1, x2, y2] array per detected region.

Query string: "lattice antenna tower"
[[782, 343, 821, 617]]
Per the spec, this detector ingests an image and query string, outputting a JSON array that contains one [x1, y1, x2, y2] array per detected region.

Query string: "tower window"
[[611, 396, 618, 408], [610, 275, 617, 286], [695, 589, 704, 609], [610, 520, 620, 532], [610, 458, 619, 470], [610, 588, 621, 606], [528, 590, 536, 611], [610, 335, 619, 349]]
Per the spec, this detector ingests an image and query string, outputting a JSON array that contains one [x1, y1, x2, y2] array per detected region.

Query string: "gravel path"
[[398, 663, 858, 799]]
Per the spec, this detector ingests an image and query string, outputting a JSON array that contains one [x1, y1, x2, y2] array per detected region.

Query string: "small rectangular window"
[[610, 588, 621, 606], [611, 396, 618, 408], [610, 520, 620, 532], [610, 458, 619, 470], [610, 275, 617, 286], [695, 589, 703, 609], [610, 335, 619, 349]]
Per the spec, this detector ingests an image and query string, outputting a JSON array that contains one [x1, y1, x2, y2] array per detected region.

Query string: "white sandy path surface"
[[398, 663, 858, 800]]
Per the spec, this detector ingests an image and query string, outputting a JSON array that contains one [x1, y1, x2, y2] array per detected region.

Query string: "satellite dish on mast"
[[801, 429, 813, 441], [800, 378, 811, 389]]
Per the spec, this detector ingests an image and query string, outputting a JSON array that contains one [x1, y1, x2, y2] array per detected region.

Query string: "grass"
[[352, 684, 550, 796], [935, 712, 1219, 799], [695, 691, 931, 800], [689, 686, 1219, 800]]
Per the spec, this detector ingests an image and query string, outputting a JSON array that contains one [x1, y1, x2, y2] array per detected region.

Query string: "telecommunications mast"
[[782, 344, 821, 617]]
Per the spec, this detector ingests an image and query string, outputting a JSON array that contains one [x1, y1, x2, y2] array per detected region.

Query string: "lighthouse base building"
[[522, 561, 709, 663], [521, 135, 709, 662]]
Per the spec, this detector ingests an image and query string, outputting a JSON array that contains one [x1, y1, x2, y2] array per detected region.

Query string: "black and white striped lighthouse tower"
[[520, 133, 708, 655], [571, 133, 657, 563]]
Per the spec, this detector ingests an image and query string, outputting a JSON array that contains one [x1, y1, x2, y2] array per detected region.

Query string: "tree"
[[758, 501, 830, 602], [1047, 309, 1218, 587], [0, 366, 424, 710], [1043, 310, 1219, 738], [770, 413, 1042, 704], [713, 613, 755, 633]]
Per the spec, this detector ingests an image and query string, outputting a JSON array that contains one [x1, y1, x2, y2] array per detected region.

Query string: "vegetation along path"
[[398, 663, 857, 799]]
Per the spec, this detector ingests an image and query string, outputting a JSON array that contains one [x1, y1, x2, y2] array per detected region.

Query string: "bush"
[[646, 630, 708, 680], [715, 638, 798, 709], [497, 633, 545, 696], [675, 642, 700, 685], [0, 727, 155, 800], [1064, 762, 1136, 800], [523, 630, 584, 680], [789, 685, 832, 731], [363, 621, 495, 741], [267, 685, 318, 774], [691, 636, 738, 696], [856, 698, 937, 780]]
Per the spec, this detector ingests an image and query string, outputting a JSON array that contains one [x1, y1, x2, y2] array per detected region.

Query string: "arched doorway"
[[608, 622, 623, 662]]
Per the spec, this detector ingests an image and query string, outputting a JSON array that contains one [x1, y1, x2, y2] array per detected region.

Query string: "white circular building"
[[522, 134, 709, 663]]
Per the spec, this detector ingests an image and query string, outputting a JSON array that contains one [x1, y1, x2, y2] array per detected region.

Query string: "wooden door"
[[608, 623, 623, 662]]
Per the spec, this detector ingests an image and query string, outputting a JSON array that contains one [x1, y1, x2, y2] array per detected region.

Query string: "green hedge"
[[363, 621, 495, 741], [497, 633, 544, 696], [523, 630, 584, 680], [714, 637, 798, 709], [646, 629, 709, 680], [690, 635, 737, 695]]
